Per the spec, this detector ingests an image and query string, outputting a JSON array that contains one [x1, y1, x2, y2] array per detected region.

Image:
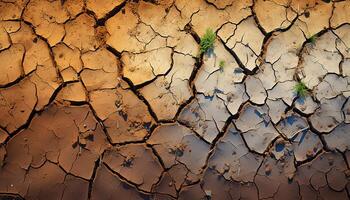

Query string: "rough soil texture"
[[0, 0, 350, 199]]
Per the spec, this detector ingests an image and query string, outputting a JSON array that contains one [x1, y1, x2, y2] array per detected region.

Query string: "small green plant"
[[219, 60, 225, 71], [308, 35, 317, 44], [294, 81, 308, 98], [200, 28, 216, 54]]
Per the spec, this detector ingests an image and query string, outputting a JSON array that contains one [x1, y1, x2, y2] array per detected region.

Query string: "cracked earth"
[[0, 0, 350, 199]]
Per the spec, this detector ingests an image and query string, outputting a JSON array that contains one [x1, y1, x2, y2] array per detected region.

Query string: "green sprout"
[[294, 81, 308, 98], [219, 60, 225, 71], [200, 28, 216, 54], [308, 35, 317, 45]]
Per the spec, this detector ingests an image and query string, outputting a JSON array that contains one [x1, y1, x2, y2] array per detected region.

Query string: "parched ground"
[[0, 0, 350, 199]]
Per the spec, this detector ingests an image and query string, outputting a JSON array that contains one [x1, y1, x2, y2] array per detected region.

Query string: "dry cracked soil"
[[0, 0, 350, 199]]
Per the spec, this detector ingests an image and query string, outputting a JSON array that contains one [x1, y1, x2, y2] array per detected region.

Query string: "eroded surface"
[[1, 0, 350, 199]]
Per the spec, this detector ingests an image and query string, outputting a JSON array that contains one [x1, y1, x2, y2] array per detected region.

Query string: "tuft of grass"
[[294, 81, 308, 98], [219, 60, 225, 70], [200, 28, 216, 54], [308, 35, 317, 44]]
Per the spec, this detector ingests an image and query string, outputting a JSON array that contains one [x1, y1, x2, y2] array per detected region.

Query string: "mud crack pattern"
[[0, 0, 350, 199]]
